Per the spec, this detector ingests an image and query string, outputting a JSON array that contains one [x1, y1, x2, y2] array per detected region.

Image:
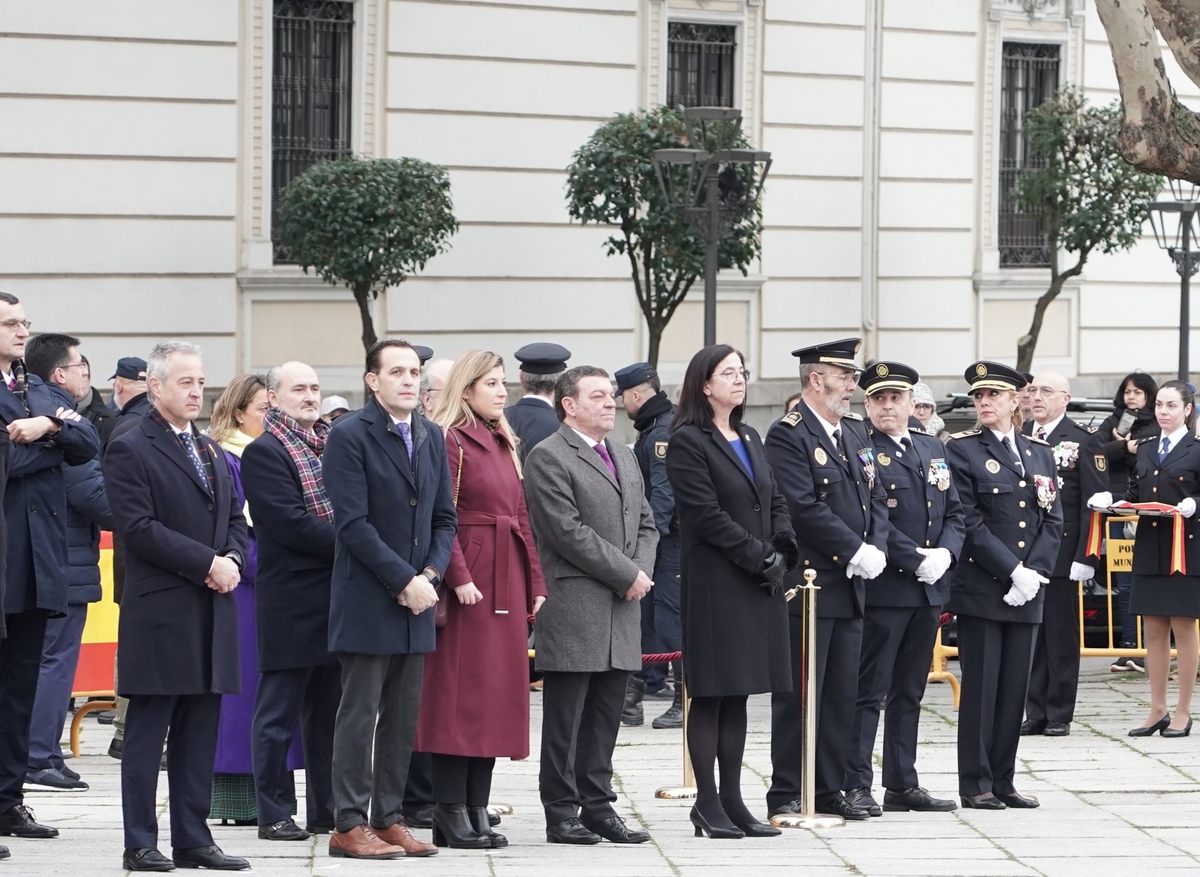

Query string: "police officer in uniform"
[[505, 343, 570, 461], [615, 362, 682, 730], [945, 361, 1061, 810], [764, 338, 889, 822], [1020, 371, 1106, 738], [843, 362, 963, 816]]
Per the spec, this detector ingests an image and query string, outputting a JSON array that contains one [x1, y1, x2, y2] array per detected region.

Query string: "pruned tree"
[[1010, 89, 1162, 372], [565, 107, 762, 368], [277, 156, 458, 354]]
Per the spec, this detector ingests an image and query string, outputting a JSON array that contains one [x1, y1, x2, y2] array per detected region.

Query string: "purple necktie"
[[593, 441, 618, 481]]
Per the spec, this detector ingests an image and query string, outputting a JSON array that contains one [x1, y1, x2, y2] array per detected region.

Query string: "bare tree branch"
[[1147, 0, 1200, 88]]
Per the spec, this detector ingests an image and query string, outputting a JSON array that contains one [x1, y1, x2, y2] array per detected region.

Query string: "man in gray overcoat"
[[524, 365, 658, 846]]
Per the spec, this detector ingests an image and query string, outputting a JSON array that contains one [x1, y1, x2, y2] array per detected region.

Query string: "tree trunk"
[[1016, 277, 1065, 373], [646, 320, 662, 371], [353, 283, 378, 354]]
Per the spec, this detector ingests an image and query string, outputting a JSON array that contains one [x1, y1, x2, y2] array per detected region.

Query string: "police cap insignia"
[[876, 364, 889, 377], [976, 364, 988, 377]]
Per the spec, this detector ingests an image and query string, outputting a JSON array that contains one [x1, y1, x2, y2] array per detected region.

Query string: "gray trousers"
[[331, 652, 424, 832]]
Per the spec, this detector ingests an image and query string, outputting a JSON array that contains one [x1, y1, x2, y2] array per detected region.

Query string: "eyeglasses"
[[817, 371, 859, 385], [1027, 386, 1063, 398], [716, 367, 751, 382], [58, 362, 89, 372], [0, 319, 31, 331]]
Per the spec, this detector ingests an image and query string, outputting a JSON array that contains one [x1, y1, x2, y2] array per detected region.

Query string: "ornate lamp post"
[[652, 107, 771, 347], [1147, 179, 1200, 381]]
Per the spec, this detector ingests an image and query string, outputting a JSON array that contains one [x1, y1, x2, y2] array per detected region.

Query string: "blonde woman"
[[413, 351, 547, 849]]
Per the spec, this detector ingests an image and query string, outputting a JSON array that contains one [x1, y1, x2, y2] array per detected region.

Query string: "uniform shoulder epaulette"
[[1027, 434, 1050, 446], [780, 410, 802, 427], [842, 412, 863, 421], [947, 429, 980, 440], [1081, 423, 1098, 434]]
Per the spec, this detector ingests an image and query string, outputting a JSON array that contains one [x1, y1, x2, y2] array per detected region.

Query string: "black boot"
[[621, 676, 646, 727], [430, 804, 489, 850], [652, 681, 684, 729], [468, 807, 508, 849]]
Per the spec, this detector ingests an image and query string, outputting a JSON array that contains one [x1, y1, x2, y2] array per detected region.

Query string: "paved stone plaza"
[[8, 657, 1200, 876]]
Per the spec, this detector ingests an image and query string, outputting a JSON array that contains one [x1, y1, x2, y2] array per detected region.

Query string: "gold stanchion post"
[[771, 569, 844, 829], [655, 675, 697, 799]]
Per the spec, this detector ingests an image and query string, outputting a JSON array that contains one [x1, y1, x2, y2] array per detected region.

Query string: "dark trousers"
[[251, 662, 341, 826], [1025, 578, 1081, 725], [404, 752, 433, 813], [122, 692, 221, 850], [431, 754, 495, 806], [538, 669, 627, 825], [0, 609, 49, 810], [638, 543, 681, 689], [844, 604, 941, 792], [768, 613, 863, 811], [331, 652, 423, 833], [637, 592, 665, 690], [29, 605, 87, 772], [956, 614, 1036, 797]]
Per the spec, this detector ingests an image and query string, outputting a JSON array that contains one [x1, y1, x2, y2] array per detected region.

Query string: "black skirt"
[[1130, 574, 1200, 619]]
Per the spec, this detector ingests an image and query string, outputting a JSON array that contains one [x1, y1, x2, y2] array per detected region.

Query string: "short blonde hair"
[[433, 350, 522, 477]]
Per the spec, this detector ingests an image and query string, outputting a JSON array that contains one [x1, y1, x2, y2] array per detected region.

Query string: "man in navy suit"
[[505, 343, 571, 461], [0, 291, 98, 845], [105, 341, 249, 873], [242, 361, 341, 841], [322, 340, 456, 860]]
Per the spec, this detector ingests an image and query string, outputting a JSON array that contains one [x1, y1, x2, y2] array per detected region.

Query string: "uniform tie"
[[1036, 426, 1047, 442], [832, 427, 847, 461], [1003, 435, 1024, 476], [593, 441, 618, 481], [1160, 436, 1171, 463]]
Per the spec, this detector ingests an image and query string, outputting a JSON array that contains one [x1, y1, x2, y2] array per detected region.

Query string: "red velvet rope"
[[641, 651, 682, 664]]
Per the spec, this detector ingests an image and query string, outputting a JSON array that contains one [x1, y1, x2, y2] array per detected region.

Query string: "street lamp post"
[[651, 107, 771, 347], [1147, 179, 1200, 381]]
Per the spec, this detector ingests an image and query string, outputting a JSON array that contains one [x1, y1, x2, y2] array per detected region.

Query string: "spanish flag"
[[72, 531, 118, 695]]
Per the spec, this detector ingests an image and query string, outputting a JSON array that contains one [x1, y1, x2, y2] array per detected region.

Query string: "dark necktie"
[[177, 432, 211, 494], [832, 427, 847, 461], [1003, 435, 1024, 475], [1160, 436, 1171, 463], [396, 421, 413, 461], [1036, 426, 1047, 442], [593, 441, 618, 481]]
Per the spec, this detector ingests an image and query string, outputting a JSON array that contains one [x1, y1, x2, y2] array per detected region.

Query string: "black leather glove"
[[760, 550, 786, 595], [771, 532, 800, 571]]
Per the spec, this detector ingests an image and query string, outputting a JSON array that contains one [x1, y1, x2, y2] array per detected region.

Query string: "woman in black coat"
[[665, 344, 797, 840]]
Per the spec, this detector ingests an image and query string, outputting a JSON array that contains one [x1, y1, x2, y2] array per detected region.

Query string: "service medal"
[[1053, 440, 1080, 470], [887, 497, 898, 508], [928, 458, 951, 492], [985, 458, 1001, 474], [814, 447, 828, 465], [1034, 474, 1057, 511], [878, 452, 891, 467], [858, 447, 876, 488]]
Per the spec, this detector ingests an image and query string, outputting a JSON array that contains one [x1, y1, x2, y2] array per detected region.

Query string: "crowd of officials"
[[0, 285, 1195, 868]]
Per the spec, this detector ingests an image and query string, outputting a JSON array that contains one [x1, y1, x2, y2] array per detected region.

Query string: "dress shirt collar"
[[1033, 413, 1065, 438], [572, 428, 600, 449], [1162, 424, 1188, 451]]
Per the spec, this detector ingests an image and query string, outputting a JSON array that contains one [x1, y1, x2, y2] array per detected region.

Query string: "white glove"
[[849, 543, 887, 580], [1069, 562, 1096, 582], [844, 560, 860, 580], [915, 547, 953, 585], [1176, 498, 1197, 518], [1087, 491, 1113, 510], [1002, 584, 1030, 607], [1010, 564, 1048, 602]]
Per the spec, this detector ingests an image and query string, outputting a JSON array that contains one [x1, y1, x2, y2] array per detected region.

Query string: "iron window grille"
[[998, 42, 1060, 268], [271, 0, 354, 263], [667, 22, 737, 109]]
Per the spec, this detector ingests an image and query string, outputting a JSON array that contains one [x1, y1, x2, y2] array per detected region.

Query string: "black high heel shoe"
[[468, 806, 508, 848], [1129, 714, 1171, 737], [689, 806, 744, 840], [430, 804, 490, 849], [1161, 718, 1192, 738], [728, 815, 781, 838]]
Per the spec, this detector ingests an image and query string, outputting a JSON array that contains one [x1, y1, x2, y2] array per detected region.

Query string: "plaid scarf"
[[263, 407, 333, 524], [7, 359, 28, 414]]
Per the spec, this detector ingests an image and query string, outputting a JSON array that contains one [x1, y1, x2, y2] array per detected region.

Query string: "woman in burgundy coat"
[[415, 350, 547, 849]]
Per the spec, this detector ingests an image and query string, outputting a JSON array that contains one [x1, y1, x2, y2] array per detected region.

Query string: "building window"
[[667, 22, 737, 109], [998, 42, 1060, 268], [272, 0, 354, 263]]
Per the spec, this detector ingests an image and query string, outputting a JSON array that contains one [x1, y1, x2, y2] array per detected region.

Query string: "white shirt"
[[989, 426, 1024, 473], [389, 412, 413, 430], [1032, 413, 1065, 440], [572, 428, 600, 449], [0, 370, 12, 387], [813, 412, 842, 443], [1159, 425, 1188, 456]]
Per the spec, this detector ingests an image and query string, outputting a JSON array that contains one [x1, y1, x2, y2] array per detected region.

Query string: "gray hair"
[[265, 365, 282, 393], [798, 362, 821, 388], [420, 358, 453, 395], [147, 340, 203, 386], [521, 370, 560, 397]]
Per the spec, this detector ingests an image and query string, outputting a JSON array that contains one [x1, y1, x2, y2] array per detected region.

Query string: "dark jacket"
[[63, 458, 114, 605], [632, 391, 677, 539], [0, 374, 100, 616], [944, 429, 1063, 623], [764, 400, 890, 619], [105, 415, 247, 695], [667, 422, 794, 698], [1022, 416, 1108, 576], [1125, 431, 1200, 575], [870, 428, 965, 607], [0, 430, 9, 638], [505, 396, 559, 461], [241, 431, 337, 672], [1094, 408, 1159, 496], [77, 387, 116, 446], [104, 396, 152, 603], [323, 400, 458, 656]]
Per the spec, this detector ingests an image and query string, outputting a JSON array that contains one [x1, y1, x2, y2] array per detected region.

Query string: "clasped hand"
[[625, 570, 654, 602], [205, 555, 240, 593], [397, 575, 439, 614], [6, 409, 77, 444], [846, 543, 887, 580], [1003, 563, 1048, 607], [914, 547, 952, 584]]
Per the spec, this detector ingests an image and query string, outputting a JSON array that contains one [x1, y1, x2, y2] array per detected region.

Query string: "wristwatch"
[[421, 567, 441, 588]]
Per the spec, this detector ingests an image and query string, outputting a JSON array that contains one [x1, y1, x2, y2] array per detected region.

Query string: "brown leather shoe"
[[373, 822, 437, 857], [328, 825, 405, 859]]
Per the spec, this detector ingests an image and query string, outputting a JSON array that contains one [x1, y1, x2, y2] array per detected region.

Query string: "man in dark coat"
[[843, 362, 964, 816], [105, 340, 249, 873], [321, 340, 455, 860], [764, 338, 890, 822], [1021, 370, 1106, 737], [0, 423, 10, 862], [0, 292, 99, 843], [505, 342, 570, 461], [615, 361, 682, 729], [23, 333, 115, 793], [242, 361, 341, 841]]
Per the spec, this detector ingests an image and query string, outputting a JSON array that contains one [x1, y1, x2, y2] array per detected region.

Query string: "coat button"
[[753, 504, 761, 511], [832, 555, 839, 562], [1153, 487, 1158, 493], [1152, 521, 1158, 528], [927, 501, 932, 508], [51, 508, 58, 516], [1019, 521, 1026, 528], [206, 503, 214, 511], [823, 478, 829, 484], [1155, 470, 1159, 475], [926, 540, 931, 546], [413, 538, 419, 545], [410, 498, 418, 506], [890, 483, 896, 489], [30, 506, 37, 513], [1018, 541, 1026, 548], [1019, 501, 1026, 508], [993, 488, 999, 494], [1019, 480, 1026, 488]]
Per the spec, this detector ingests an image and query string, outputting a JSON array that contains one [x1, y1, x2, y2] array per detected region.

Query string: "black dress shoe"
[[960, 794, 1006, 810], [1162, 718, 1193, 738], [995, 792, 1039, 809], [583, 815, 650, 844], [546, 817, 601, 845], [108, 738, 124, 760], [258, 819, 310, 841], [1043, 722, 1070, 737], [767, 799, 802, 816], [1129, 714, 1171, 737], [402, 805, 433, 829], [815, 794, 870, 821], [123, 848, 175, 872], [304, 822, 334, 835], [882, 786, 957, 812], [171, 845, 250, 870], [0, 804, 59, 838], [0, 843, 8, 860], [1019, 719, 1046, 736], [843, 788, 882, 817]]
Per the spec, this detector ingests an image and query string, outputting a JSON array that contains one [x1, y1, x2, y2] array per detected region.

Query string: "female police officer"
[[944, 362, 1062, 810]]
